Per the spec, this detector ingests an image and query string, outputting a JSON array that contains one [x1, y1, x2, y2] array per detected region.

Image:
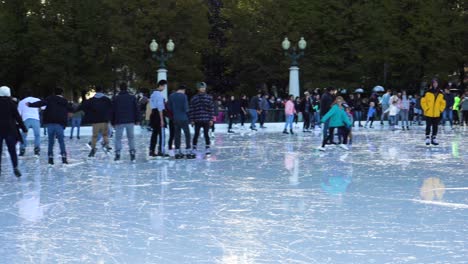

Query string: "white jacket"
[[385, 104, 400, 116]]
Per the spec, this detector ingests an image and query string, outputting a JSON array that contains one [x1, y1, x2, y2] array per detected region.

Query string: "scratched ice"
[[0, 126, 467, 263]]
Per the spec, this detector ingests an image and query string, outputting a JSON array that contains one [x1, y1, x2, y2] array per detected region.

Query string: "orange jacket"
[[421, 90, 446, 118]]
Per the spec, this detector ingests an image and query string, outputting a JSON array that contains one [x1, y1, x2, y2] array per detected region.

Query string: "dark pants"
[[193, 122, 210, 148], [228, 114, 238, 130], [240, 111, 246, 126], [463, 110, 468, 125], [338, 126, 349, 144], [168, 119, 174, 150], [425, 117, 440, 137], [322, 119, 330, 145], [174, 120, 191, 150], [259, 111, 267, 126], [0, 134, 18, 168], [303, 112, 311, 130], [150, 109, 164, 153], [322, 127, 336, 147]]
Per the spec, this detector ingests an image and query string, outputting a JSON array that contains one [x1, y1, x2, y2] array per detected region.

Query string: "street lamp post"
[[282, 37, 307, 98], [149, 38, 175, 99]]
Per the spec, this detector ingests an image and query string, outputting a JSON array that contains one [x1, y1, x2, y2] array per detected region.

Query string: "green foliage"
[[0, 0, 466, 98]]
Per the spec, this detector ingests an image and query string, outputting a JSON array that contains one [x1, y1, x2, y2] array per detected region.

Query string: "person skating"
[[168, 85, 195, 159], [318, 96, 351, 151], [442, 86, 454, 129], [283, 95, 296, 134], [364, 102, 377, 128], [189, 82, 215, 156], [248, 91, 262, 131], [227, 95, 241, 133], [28, 87, 73, 165], [300, 91, 313, 132], [0, 86, 27, 177], [17, 89, 43, 157], [384, 95, 400, 131], [240, 94, 248, 128], [380, 89, 392, 125], [112, 83, 140, 161], [149, 80, 168, 158], [421, 79, 446, 146], [78, 85, 113, 157], [320, 87, 336, 145]]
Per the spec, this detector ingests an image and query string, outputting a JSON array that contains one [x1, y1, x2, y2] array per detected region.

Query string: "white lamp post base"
[[157, 68, 168, 99], [289, 66, 300, 98]]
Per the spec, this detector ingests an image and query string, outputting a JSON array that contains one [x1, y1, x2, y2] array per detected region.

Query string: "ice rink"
[[1, 125, 467, 263]]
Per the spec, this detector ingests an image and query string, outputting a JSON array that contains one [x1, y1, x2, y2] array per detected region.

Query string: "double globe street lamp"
[[149, 38, 175, 99], [282, 37, 307, 98]]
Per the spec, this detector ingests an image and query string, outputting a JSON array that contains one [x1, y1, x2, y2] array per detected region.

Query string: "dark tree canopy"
[[0, 0, 466, 98]]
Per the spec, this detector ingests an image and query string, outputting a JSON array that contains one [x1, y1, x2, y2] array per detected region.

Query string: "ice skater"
[[149, 80, 168, 158], [189, 82, 215, 157], [168, 85, 195, 159], [318, 96, 351, 151], [283, 95, 296, 134], [27, 87, 74, 165], [384, 95, 400, 131], [421, 79, 446, 145], [364, 101, 376, 128], [0, 86, 27, 177]]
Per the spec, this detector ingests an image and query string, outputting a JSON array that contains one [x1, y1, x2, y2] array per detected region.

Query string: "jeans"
[[114, 123, 135, 153], [354, 111, 363, 126], [70, 117, 82, 138], [442, 109, 453, 126], [47, 124, 66, 158], [389, 115, 396, 127], [284, 114, 294, 130], [193, 121, 210, 148], [249, 109, 258, 128], [20, 118, 41, 150], [399, 109, 409, 127], [381, 104, 389, 121], [314, 112, 320, 127], [0, 134, 18, 168], [174, 120, 191, 150]]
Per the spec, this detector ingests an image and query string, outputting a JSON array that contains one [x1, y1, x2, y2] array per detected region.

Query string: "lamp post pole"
[[282, 37, 307, 98], [149, 39, 175, 99]]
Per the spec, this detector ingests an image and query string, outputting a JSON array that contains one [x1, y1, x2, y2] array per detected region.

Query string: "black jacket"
[[29, 95, 73, 127], [320, 92, 334, 116], [227, 99, 241, 115], [0, 97, 27, 141], [112, 91, 140, 125], [79, 95, 113, 124]]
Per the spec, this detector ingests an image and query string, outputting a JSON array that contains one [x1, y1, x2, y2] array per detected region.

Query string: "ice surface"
[[0, 125, 467, 263]]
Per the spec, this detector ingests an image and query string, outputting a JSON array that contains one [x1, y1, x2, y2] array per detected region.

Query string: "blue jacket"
[[321, 104, 351, 128], [112, 91, 140, 125], [168, 92, 189, 121]]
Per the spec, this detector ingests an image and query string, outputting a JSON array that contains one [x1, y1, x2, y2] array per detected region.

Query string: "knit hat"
[[197, 82, 207, 89], [0, 86, 11, 97]]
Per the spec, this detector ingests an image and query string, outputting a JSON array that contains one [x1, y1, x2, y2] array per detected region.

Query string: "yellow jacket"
[[421, 90, 446, 118]]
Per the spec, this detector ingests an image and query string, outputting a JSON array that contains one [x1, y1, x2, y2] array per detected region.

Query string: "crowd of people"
[[0, 78, 467, 176]]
